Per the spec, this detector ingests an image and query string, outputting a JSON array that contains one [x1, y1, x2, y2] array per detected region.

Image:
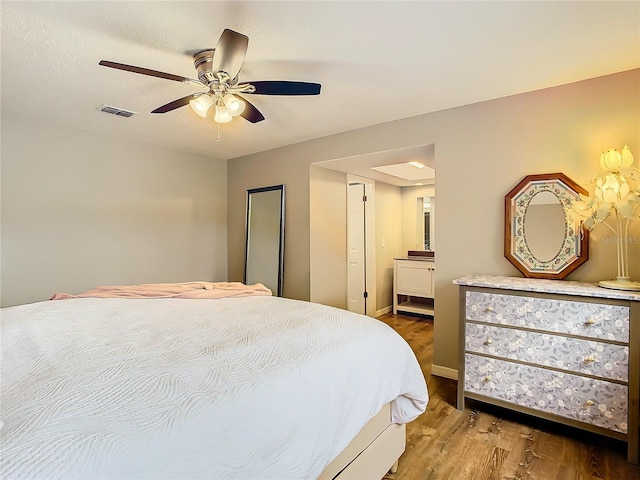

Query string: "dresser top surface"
[[453, 275, 640, 301]]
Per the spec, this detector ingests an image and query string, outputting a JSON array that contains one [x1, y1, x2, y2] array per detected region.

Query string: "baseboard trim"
[[431, 364, 458, 380], [375, 306, 392, 318]]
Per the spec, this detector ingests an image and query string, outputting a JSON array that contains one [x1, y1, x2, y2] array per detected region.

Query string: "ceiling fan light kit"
[[98, 28, 321, 140]]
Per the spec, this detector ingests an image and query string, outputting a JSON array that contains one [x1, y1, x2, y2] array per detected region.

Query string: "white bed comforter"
[[1, 296, 427, 480]]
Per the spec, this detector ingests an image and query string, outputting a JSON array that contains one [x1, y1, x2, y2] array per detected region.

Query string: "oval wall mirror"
[[504, 173, 589, 279]]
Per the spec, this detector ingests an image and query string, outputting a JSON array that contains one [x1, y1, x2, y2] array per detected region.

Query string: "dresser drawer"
[[466, 291, 629, 342], [465, 323, 629, 382], [464, 353, 628, 434]]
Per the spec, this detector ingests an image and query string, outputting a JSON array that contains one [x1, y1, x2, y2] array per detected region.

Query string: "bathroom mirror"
[[504, 173, 589, 279], [244, 185, 285, 296], [416, 196, 435, 251]]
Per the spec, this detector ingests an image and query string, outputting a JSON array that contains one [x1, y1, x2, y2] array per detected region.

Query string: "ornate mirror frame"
[[504, 173, 589, 279]]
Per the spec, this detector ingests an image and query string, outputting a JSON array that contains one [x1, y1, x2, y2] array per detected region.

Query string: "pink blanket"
[[50, 281, 272, 300]]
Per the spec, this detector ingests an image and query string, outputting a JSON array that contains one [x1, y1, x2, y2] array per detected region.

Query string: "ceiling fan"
[[99, 28, 321, 128]]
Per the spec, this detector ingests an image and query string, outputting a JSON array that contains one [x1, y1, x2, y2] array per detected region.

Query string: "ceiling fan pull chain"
[[217, 121, 222, 142]]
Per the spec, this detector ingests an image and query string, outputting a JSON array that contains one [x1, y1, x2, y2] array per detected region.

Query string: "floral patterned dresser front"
[[453, 275, 640, 464]]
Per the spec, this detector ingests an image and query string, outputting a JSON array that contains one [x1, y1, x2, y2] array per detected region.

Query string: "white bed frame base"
[[318, 403, 405, 480], [430, 364, 458, 380]]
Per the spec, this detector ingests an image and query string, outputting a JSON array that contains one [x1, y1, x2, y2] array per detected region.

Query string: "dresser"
[[393, 258, 435, 316], [454, 275, 640, 464]]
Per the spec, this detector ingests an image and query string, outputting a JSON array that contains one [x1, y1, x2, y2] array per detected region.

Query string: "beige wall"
[[1, 114, 228, 307], [374, 182, 403, 312], [227, 69, 640, 372], [309, 165, 348, 308]]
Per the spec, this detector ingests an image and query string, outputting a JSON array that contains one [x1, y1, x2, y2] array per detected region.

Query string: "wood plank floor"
[[378, 312, 640, 480]]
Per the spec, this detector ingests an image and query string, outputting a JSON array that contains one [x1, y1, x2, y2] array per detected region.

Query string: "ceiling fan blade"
[[212, 29, 248, 80], [99, 60, 205, 87], [236, 95, 265, 123], [247, 81, 321, 95], [151, 93, 203, 113]]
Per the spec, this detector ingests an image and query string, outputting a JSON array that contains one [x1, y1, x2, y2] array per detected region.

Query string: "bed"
[[0, 282, 428, 479]]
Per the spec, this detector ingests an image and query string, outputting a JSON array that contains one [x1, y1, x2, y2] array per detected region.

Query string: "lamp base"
[[599, 279, 640, 291]]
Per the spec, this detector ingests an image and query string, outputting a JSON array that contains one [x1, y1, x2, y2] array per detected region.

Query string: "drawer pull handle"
[[584, 355, 595, 363], [586, 400, 594, 407], [585, 318, 596, 326], [485, 338, 493, 345], [486, 306, 494, 312], [483, 375, 492, 382]]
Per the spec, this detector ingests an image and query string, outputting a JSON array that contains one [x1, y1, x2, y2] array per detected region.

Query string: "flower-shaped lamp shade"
[[600, 145, 635, 171], [571, 145, 640, 290]]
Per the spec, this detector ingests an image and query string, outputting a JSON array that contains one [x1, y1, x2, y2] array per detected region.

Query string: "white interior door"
[[347, 175, 376, 316], [347, 182, 366, 314]]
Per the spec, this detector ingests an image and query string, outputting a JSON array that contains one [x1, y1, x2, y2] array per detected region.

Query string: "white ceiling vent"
[[97, 104, 137, 118]]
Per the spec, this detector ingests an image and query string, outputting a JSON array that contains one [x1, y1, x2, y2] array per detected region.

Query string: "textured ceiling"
[[2, 1, 639, 162]]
